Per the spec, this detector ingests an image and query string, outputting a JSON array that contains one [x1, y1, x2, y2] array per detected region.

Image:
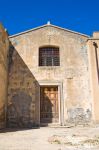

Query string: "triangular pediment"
[[9, 23, 90, 38]]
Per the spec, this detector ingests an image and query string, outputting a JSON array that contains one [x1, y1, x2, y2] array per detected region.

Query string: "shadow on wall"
[[7, 42, 40, 129], [40, 86, 59, 126], [40, 88, 53, 125], [6, 42, 56, 130]]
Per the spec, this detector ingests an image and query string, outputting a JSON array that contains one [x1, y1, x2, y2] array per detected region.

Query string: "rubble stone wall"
[[0, 24, 9, 129]]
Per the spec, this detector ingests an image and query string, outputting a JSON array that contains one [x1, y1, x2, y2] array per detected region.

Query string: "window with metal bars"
[[39, 47, 60, 66]]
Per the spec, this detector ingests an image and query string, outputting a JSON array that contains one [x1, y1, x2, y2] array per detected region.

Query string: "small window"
[[39, 47, 60, 66]]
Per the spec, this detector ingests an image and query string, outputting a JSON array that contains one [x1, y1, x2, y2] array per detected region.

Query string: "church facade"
[[0, 22, 99, 128]]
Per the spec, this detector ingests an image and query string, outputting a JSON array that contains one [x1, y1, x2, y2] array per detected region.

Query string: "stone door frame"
[[38, 80, 63, 126]]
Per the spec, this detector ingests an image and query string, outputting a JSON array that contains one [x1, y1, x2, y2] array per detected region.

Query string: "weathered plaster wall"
[[9, 25, 91, 126], [0, 24, 9, 129], [87, 34, 99, 123]]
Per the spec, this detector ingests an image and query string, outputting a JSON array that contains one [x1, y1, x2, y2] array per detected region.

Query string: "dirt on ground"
[[0, 125, 99, 150]]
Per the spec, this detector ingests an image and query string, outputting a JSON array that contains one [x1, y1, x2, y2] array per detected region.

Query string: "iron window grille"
[[39, 47, 60, 66]]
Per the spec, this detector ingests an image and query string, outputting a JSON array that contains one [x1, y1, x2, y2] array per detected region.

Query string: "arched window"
[[39, 46, 60, 66]]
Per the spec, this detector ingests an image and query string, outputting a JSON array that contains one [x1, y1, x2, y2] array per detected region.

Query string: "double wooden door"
[[40, 86, 59, 124]]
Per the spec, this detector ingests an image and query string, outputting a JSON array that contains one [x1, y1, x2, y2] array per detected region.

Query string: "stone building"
[[0, 22, 99, 128]]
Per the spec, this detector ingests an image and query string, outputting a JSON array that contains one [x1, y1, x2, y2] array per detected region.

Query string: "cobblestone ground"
[[0, 126, 99, 150]]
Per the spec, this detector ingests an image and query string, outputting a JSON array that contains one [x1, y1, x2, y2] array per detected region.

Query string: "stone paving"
[[0, 126, 99, 150]]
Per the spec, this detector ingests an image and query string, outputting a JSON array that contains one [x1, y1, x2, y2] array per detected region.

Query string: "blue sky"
[[0, 0, 99, 36]]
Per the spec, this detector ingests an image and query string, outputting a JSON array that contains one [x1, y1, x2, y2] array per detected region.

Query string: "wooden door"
[[40, 86, 59, 124]]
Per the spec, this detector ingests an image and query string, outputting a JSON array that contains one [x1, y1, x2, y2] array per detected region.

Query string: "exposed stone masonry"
[[0, 24, 9, 129], [7, 47, 39, 127]]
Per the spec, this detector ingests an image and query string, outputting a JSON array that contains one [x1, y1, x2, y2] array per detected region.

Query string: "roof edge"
[[88, 38, 99, 40], [9, 23, 90, 38]]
